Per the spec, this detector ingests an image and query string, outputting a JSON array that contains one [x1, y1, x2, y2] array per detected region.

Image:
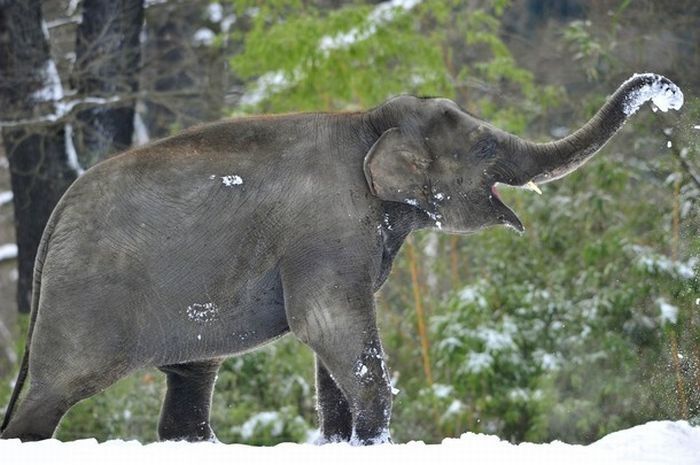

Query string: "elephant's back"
[[40, 126, 290, 302]]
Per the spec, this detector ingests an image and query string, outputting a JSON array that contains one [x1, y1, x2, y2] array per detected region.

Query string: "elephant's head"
[[364, 73, 683, 233]]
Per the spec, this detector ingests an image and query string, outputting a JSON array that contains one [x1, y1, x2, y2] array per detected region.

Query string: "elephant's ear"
[[363, 128, 432, 209]]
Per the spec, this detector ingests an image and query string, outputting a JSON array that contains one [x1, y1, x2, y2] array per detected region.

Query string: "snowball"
[[622, 73, 684, 116]]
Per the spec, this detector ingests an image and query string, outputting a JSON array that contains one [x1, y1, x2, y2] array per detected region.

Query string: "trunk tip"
[[622, 73, 683, 116]]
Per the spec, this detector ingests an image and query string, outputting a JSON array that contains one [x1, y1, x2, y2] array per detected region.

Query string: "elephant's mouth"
[[489, 183, 525, 232], [490, 183, 503, 201]]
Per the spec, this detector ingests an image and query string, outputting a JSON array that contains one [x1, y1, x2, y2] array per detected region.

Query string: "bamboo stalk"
[[692, 344, 700, 408], [669, 168, 688, 418], [669, 330, 689, 419], [450, 235, 461, 289], [406, 238, 433, 385], [672, 172, 681, 262]]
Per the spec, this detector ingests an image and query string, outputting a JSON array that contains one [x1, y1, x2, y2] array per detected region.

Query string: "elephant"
[[0, 73, 683, 444]]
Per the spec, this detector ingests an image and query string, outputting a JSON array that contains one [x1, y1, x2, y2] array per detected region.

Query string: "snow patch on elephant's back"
[[209, 174, 244, 187], [221, 175, 243, 186]]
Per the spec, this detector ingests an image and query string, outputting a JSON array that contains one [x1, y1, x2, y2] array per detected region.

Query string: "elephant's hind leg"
[[157, 359, 222, 442], [1, 383, 71, 441], [1, 366, 132, 441]]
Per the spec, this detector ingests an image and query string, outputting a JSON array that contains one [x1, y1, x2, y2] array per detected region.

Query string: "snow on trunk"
[[64, 124, 84, 175], [0, 191, 12, 206], [0, 243, 18, 262], [33, 58, 85, 175], [132, 107, 150, 146]]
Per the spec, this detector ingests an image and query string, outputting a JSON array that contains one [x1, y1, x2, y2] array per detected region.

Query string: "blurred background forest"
[[0, 0, 699, 445]]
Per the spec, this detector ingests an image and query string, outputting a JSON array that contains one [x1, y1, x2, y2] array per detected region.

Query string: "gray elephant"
[[0, 73, 683, 444]]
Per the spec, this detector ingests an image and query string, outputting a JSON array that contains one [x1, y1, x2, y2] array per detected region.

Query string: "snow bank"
[[0, 421, 697, 465]]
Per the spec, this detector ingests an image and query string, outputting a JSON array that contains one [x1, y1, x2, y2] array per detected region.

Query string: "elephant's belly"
[[147, 268, 290, 366]]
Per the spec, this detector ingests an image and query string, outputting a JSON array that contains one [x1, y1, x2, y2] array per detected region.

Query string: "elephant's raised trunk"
[[502, 73, 683, 185]]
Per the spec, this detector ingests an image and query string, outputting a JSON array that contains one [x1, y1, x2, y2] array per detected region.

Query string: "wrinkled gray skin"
[[1, 74, 683, 444]]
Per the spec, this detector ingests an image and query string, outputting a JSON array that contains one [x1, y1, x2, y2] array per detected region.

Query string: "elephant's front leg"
[[284, 271, 392, 445], [316, 356, 352, 442]]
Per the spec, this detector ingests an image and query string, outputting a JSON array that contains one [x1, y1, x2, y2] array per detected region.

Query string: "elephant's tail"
[[0, 337, 29, 433], [1, 205, 61, 433]]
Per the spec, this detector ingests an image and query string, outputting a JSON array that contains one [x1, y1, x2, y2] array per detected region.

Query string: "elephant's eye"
[[471, 138, 497, 161], [442, 107, 461, 125]]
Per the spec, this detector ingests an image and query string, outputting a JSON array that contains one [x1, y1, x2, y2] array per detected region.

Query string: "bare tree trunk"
[[0, 0, 77, 314], [141, 0, 227, 138], [0, 0, 145, 315], [72, 0, 144, 167]]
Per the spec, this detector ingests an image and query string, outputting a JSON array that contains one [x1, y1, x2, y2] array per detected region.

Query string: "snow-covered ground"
[[1, 420, 697, 465]]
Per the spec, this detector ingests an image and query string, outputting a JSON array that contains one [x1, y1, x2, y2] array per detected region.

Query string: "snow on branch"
[[319, 0, 421, 52], [1, 57, 120, 130], [240, 0, 423, 106], [46, 15, 82, 30], [0, 95, 122, 128]]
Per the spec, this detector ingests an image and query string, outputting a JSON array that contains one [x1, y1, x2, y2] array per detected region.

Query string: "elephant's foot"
[[313, 433, 350, 445], [350, 428, 392, 446], [159, 421, 218, 443]]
